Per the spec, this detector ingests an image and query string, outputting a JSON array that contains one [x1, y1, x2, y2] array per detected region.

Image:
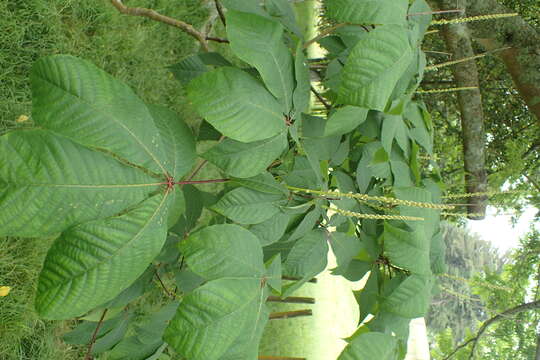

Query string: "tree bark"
[[465, 0, 540, 124], [436, 0, 488, 219]]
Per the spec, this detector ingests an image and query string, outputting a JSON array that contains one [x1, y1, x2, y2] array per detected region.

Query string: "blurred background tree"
[[422, 0, 540, 218]]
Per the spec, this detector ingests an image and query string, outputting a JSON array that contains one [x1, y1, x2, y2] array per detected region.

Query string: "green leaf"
[[408, 0, 433, 44], [381, 274, 433, 318], [368, 311, 411, 343], [293, 44, 311, 114], [287, 208, 321, 242], [430, 231, 447, 274], [381, 115, 410, 157], [164, 278, 266, 360], [227, 11, 295, 112], [390, 159, 414, 187], [187, 67, 286, 142], [211, 187, 284, 224], [170, 185, 205, 237], [92, 314, 131, 355], [174, 269, 205, 294], [338, 332, 398, 360], [265, 254, 282, 293], [169, 52, 232, 86], [166, 223, 268, 359], [0, 130, 159, 237], [63, 315, 123, 345], [395, 187, 439, 238], [36, 193, 170, 319], [221, 0, 267, 15], [324, 106, 369, 137], [357, 142, 391, 185], [329, 233, 362, 275], [148, 105, 196, 179], [404, 102, 433, 154], [31, 55, 168, 175], [101, 267, 154, 309], [283, 156, 320, 189], [180, 224, 265, 279], [218, 300, 269, 360], [326, 0, 408, 25], [249, 211, 291, 246], [202, 131, 287, 178], [384, 222, 430, 275], [355, 268, 379, 323], [283, 230, 328, 296], [232, 172, 288, 195], [338, 25, 413, 111], [264, 0, 303, 37], [341, 260, 372, 282]]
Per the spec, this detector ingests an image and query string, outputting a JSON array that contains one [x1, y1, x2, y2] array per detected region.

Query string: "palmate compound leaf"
[[187, 67, 286, 143], [226, 10, 295, 113], [338, 25, 413, 111], [165, 225, 269, 360], [0, 55, 196, 319], [36, 192, 171, 319]]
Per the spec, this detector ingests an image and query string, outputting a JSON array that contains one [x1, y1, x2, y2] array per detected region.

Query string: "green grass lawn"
[[0, 1, 208, 358]]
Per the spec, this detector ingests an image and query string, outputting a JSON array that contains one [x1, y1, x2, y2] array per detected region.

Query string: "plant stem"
[[182, 136, 226, 184], [310, 86, 331, 110], [84, 309, 108, 360], [269, 309, 312, 320], [304, 23, 348, 49], [110, 0, 209, 51], [267, 296, 315, 304], [206, 36, 229, 43], [154, 269, 175, 299], [282, 275, 317, 283], [214, 0, 226, 26]]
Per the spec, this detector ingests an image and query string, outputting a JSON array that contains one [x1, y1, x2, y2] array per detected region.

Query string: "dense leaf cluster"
[[0, 0, 449, 358]]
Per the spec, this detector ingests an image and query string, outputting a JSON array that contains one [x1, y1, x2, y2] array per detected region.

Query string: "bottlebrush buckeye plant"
[[0, 0, 451, 358]]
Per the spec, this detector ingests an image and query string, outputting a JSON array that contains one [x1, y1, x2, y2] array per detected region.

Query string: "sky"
[[467, 205, 538, 254]]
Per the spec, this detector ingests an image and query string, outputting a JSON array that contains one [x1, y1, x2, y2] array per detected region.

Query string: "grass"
[[0, 0, 209, 358]]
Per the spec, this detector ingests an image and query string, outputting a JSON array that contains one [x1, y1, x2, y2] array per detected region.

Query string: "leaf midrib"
[[45, 192, 169, 292], [35, 73, 168, 175]]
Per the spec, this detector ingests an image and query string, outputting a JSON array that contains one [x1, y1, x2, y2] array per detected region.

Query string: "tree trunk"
[[465, 0, 540, 124], [436, 0, 488, 219]]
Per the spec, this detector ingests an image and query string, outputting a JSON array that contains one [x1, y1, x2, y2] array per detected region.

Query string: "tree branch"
[[444, 300, 540, 360], [304, 23, 349, 49], [214, 0, 226, 26], [267, 296, 315, 304], [310, 86, 331, 110], [110, 0, 209, 51], [206, 36, 229, 44], [269, 309, 312, 320], [84, 309, 108, 360]]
